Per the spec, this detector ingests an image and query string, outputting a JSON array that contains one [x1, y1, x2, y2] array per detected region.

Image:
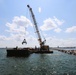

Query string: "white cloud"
[[53, 16, 64, 26], [0, 34, 76, 47], [65, 26, 76, 33], [38, 7, 41, 13], [40, 16, 64, 32], [12, 16, 32, 27], [0, 16, 40, 47], [46, 37, 76, 47], [2, 16, 33, 44], [6, 16, 32, 28], [0, 34, 39, 47], [6, 16, 32, 35], [0, 35, 7, 41], [54, 28, 62, 33], [40, 18, 57, 31], [0, 15, 76, 47]]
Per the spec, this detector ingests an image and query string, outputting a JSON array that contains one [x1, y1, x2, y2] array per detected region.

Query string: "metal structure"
[[22, 39, 27, 44], [27, 5, 49, 51]]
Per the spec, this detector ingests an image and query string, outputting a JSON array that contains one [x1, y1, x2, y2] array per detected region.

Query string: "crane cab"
[[41, 45, 49, 51]]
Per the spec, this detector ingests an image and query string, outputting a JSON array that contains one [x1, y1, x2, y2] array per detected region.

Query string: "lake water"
[[0, 48, 76, 75]]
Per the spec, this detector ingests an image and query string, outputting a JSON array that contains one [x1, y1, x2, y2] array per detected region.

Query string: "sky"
[[0, 0, 76, 47]]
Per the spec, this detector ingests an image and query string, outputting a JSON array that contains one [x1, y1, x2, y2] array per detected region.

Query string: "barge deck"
[[6, 47, 53, 57]]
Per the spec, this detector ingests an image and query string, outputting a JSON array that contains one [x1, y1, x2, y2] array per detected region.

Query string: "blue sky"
[[0, 0, 76, 47]]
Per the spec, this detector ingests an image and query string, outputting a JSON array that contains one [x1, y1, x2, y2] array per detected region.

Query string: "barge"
[[6, 47, 53, 57], [6, 48, 32, 57]]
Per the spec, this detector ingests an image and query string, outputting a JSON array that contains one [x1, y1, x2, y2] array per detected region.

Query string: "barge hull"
[[7, 49, 31, 57], [34, 50, 53, 53], [6, 48, 53, 57]]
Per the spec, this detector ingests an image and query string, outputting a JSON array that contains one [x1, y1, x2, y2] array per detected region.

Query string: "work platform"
[[6, 47, 53, 57]]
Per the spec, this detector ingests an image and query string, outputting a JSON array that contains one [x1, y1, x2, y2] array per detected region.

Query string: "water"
[[0, 48, 76, 75]]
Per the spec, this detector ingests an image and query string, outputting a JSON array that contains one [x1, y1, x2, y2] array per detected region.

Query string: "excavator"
[[27, 5, 50, 51]]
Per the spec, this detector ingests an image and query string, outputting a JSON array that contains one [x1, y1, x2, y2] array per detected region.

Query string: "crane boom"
[[27, 5, 49, 51], [27, 5, 43, 47]]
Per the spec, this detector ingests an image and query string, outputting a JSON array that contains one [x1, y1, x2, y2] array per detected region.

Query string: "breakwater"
[[51, 47, 76, 56]]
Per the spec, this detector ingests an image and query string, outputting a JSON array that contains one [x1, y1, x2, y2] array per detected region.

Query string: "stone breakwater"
[[58, 50, 76, 55], [51, 48, 76, 56]]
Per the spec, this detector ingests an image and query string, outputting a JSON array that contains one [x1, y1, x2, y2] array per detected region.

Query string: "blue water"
[[0, 48, 76, 75]]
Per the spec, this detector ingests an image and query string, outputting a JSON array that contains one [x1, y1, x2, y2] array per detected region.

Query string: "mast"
[[27, 5, 43, 47]]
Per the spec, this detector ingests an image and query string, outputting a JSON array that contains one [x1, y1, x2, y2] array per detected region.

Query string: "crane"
[[27, 5, 49, 51]]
